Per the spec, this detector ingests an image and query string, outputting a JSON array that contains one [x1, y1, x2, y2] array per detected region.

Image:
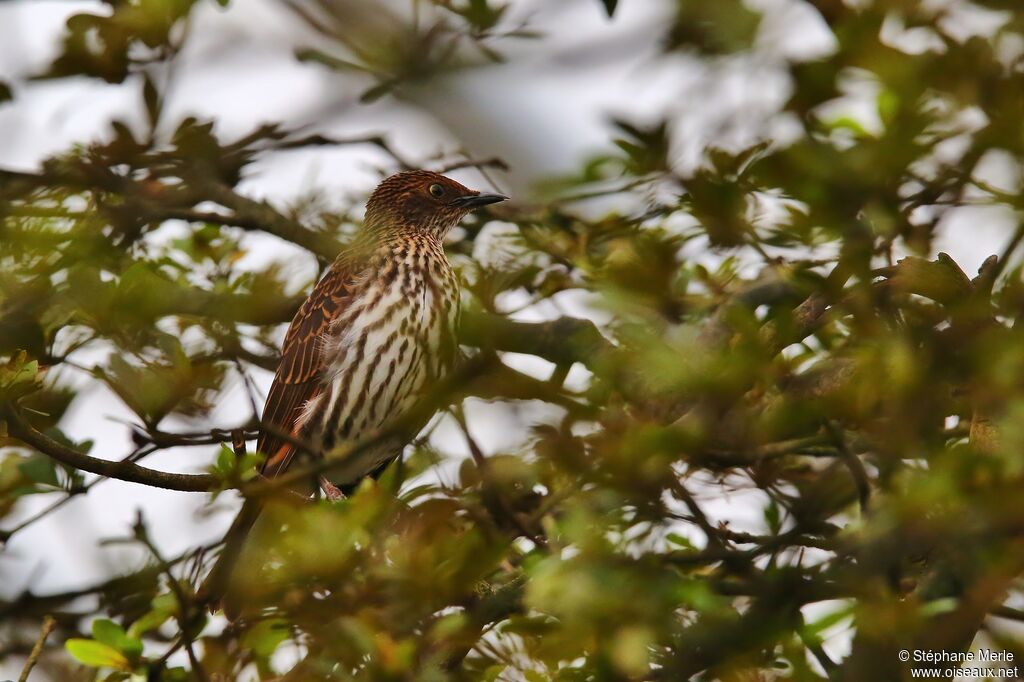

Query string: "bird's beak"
[[453, 192, 508, 209]]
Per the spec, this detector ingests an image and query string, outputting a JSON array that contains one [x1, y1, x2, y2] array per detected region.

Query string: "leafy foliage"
[[2, 0, 1024, 681]]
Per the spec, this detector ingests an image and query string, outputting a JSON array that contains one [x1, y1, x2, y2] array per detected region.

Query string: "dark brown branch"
[[1, 165, 345, 261], [990, 605, 1024, 622], [702, 434, 835, 466], [825, 419, 870, 513], [139, 426, 258, 449], [698, 279, 798, 347], [3, 405, 217, 492], [459, 310, 614, 369], [204, 184, 343, 260], [440, 575, 526, 671], [759, 291, 830, 355]]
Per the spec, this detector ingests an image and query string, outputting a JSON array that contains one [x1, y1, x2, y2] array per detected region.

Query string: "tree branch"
[[203, 183, 342, 260], [459, 310, 614, 369], [2, 405, 217, 492], [17, 615, 56, 682]]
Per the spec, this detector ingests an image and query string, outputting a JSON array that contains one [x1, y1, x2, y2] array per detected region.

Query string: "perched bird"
[[202, 170, 506, 611]]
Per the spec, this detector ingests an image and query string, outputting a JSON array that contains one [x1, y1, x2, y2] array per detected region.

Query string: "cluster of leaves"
[[2, 0, 1024, 681], [294, 0, 538, 102]]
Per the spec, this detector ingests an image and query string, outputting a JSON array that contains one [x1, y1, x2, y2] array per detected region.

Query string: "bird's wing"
[[202, 256, 363, 615], [258, 258, 360, 478]]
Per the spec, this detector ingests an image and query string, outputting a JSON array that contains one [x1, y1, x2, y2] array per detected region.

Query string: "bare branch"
[[3, 405, 217, 492], [17, 615, 56, 682]]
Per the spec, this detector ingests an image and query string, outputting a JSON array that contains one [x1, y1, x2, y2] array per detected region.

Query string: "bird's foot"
[[319, 476, 346, 502]]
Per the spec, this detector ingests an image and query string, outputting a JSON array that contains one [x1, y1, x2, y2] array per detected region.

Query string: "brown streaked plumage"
[[201, 170, 506, 613]]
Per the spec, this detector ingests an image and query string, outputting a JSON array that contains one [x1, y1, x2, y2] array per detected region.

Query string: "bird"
[[201, 170, 506, 612]]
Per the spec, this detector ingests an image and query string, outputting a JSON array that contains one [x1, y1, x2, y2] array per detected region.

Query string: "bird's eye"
[[428, 183, 445, 198]]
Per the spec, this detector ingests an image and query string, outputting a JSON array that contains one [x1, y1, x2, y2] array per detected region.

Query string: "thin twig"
[[0, 540, 219, 620], [132, 514, 209, 682], [437, 157, 509, 174], [990, 605, 1024, 622], [451, 405, 546, 548], [824, 420, 870, 513], [986, 224, 1024, 286], [18, 615, 56, 682]]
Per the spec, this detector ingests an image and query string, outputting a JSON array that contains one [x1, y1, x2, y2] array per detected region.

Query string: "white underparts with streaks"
[[311, 233, 459, 453]]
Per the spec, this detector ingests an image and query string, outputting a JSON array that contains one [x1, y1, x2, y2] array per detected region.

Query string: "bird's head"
[[364, 170, 507, 238]]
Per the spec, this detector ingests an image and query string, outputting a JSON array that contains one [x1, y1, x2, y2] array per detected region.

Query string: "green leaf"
[[665, 533, 695, 550], [501, 615, 557, 637], [483, 666, 507, 682], [667, 0, 761, 54], [823, 115, 873, 138], [920, 597, 959, 617], [92, 619, 143, 658], [764, 499, 782, 535], [294, 48, 371, 74], [890, 255, 972, 305], [0, 355, 40, 399], [242, 618, 290, 659], [210, 444, 261, 488], [17, 456, 59, 487], [443, 0, 508, 31], [801, 603, 854, 645], [65, 639, 130, 670], [156, 668, 192, 682], [214, 444, 233, 476], [360, 80, 398, 104], [101, 673, 132, 682], [599, 0, 619, 16], [431, 611, 469, 638], [877, 88, 900, 125], [128, 592, 178, 639]]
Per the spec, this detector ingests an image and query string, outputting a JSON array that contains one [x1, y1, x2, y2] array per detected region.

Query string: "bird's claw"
[[319, 476, 345, 502]]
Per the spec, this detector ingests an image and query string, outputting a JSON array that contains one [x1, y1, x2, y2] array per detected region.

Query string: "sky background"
[[0, 0, 1018, 677]]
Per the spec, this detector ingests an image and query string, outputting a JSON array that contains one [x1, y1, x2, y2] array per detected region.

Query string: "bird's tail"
[[197, 498, 262, 618]]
